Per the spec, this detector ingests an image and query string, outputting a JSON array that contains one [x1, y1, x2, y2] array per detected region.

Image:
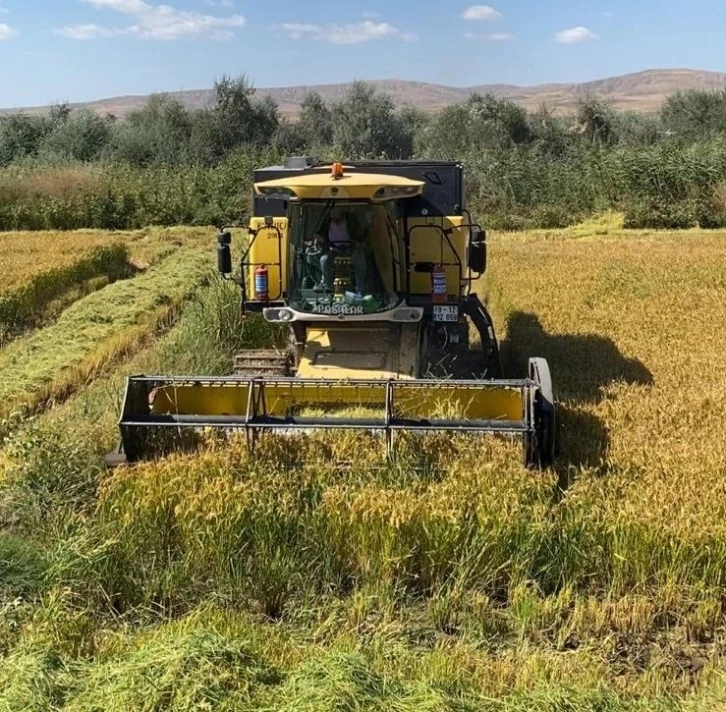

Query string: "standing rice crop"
[[2, 225, 726, 709], [0, 247, 212, 426]]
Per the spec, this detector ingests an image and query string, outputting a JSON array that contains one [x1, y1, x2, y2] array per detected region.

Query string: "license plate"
[[433, 305, 458, 322]]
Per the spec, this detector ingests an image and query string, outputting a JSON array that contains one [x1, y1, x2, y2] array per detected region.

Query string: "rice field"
[[0, 247, 211, 427], [0, 227, 204, 295], [1, 222, 726, 710], [0, 227, 210, 344]]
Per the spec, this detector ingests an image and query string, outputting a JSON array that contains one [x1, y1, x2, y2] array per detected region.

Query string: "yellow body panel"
[[408, 215, 468, 297], [297, 324, 420, 380], [149, 380, 525, 423], [254, 172, 425, 202], [248, 217, 288, 302]]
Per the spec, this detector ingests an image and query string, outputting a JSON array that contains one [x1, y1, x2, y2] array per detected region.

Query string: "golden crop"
[[90, 225, 726, 594], [3, 221, 726, 706], [0, 226, 207, 297], [0, 231, 116, 295], [485, 226, 726, 539]]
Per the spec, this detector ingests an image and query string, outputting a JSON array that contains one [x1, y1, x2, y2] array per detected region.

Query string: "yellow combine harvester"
[[108, 159, 556, 468]]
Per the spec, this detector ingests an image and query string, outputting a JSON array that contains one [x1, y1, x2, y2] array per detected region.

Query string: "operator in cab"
[[315, 206, 369, 296]]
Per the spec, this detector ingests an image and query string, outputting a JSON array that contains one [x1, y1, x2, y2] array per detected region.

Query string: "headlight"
[[387, 186, 420, 197], [263, 307, 295, 323], [391, 308, 423, 322]]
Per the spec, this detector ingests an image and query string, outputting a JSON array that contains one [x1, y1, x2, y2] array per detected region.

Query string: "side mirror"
[[217, 231, 232, 275], [468, 228, 487, 274]]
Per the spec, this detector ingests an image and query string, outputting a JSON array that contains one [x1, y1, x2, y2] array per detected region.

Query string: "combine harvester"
[[108, 159, 556, 468]]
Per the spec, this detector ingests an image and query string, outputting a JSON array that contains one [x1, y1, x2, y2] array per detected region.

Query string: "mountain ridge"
[[5, 68, 726, 118]]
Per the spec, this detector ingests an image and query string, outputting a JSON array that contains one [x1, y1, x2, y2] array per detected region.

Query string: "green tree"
[[574, 96, 616, 147], [331, 82, 415, 159], [660, 89, 726, 141], [40, 109, 114, 162], [271, 119, 306, 155], [0, 114, 49, 165], [211, 76, 279, 151], [529, 104, 570, 157], [417, 93, 532, 158], [298, 92, 333, 147], [187, 76, 280, 164], [108, 95, 192, 166]]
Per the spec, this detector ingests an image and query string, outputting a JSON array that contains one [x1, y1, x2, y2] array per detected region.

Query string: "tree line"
[[4, 75, 726, 230]]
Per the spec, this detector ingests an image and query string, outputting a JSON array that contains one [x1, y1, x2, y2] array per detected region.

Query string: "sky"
[[0, 0, 725, 108]]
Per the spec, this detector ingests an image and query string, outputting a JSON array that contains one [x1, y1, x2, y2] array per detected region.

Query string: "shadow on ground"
[[500, 312, 653, 484]]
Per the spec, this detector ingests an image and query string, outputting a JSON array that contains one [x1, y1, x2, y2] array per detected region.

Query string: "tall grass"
[[0, 152, 262, 231]]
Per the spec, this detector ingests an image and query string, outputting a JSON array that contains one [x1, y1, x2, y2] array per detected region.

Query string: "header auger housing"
[[107, 159, 556, 469]]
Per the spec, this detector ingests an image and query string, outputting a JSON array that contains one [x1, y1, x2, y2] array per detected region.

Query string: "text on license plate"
[[433, 305, 458, 322]]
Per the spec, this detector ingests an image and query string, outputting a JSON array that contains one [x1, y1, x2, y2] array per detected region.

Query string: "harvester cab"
[[109, 159, 556, 469]]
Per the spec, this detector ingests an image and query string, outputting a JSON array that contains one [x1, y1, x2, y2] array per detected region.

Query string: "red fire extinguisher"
[[255, 264, 269, 302], [431, 264, 447, 304]]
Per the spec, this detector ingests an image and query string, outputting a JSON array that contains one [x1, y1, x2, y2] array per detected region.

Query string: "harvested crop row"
[[3, 600, 717, 711], [0, 247, 211, 424], [0, 227, 212, 345]]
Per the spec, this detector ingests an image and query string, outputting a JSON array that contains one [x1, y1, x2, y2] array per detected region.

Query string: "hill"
[[5, 68, 726, 118]]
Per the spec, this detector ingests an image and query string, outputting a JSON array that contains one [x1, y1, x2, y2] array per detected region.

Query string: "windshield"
[[288, 201, 403, 315]]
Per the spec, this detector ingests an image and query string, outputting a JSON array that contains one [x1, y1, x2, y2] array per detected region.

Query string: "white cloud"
[[84, 0, 148, 13], [486, 32, 513, 41], [603, 11, 615, 18], [555, 26, 598, 43], [0, 22, 17, 39], [362, 11, 379, 19], [56, 23, 117, 39], [462, 5, 501, 21], [0, 7, 9, 14], [205, 0, 234, 7], [282, 20, 414, 45], [464, 31, 513, 41], [59, 0, 246, 41], [281, 23, 313, 39]]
